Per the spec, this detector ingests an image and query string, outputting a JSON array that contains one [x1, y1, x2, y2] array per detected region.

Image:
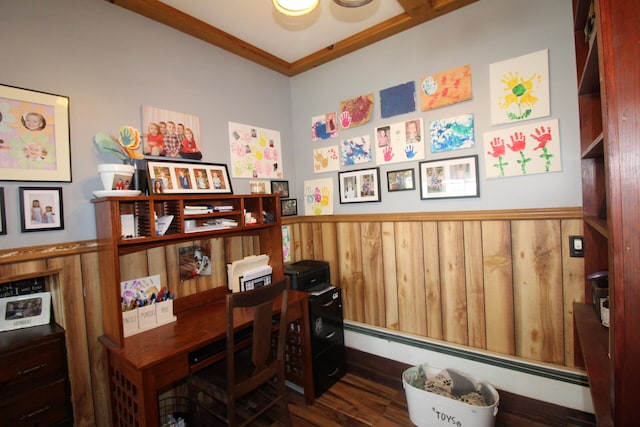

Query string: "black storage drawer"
[[313, 344, 346, 397], [309, 289, 344, 352]]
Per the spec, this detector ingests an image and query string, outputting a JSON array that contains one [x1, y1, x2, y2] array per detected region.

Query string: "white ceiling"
[[159, 0, 406, 63]]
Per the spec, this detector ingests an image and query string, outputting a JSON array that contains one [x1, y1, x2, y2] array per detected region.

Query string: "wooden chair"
[[189, 277, 292, 427]]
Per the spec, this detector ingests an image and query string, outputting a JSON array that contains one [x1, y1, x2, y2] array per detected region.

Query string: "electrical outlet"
[[569, 235, 584, 257]]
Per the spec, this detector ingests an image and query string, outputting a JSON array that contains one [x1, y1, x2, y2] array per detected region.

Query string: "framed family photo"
[[419, 155, 479, 200], [387, 168, 415, 192], [0, 84, 71, 182], [280, 198, 298, 217], [0, 188, 6, 235], [338, 167, 381, 204], [0, 291, 52, 332], [141, 105, 203, 161], [19, 187, 64, 232], [147, 160, 232, 195], [271, 180, 289, 197]]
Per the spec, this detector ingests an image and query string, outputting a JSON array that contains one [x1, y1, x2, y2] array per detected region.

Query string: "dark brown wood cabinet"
[[572, 0, 640, 425], [0, 324, 73, 426]]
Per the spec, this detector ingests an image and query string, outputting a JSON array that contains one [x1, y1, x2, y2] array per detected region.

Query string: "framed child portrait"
[[338, 167, 381, 204], [19, 187, 64, 232], [280, 198, 298, 217], [0, 84, 71, 182], [271, 180, 289, 198], [419, 155, 479, 200], [0, 291, 52, 332], [147, 160, 232, 195], [387, 168, 415, 192]]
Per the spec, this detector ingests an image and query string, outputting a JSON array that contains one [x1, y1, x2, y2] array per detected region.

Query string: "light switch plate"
[[569, 235, 584, 257]]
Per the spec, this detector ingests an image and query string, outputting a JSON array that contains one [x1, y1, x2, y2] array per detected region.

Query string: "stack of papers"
[[227, 254, 271, 293], [184, 205, 213, 215]]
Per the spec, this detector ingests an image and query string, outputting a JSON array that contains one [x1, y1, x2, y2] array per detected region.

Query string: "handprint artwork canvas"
[[483, 118, 561, 178], [374, 118, 425, 166], [228, 121, 283, 178], [313, 145, 340, 173]]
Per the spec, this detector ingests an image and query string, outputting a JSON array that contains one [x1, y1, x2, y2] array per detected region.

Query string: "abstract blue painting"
[[430, 113, 475, 153], [380, 81, 416, 119]]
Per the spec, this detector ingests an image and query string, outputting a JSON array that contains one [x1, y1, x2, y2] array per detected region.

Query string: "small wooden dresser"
[[0, 323, 73, 426]]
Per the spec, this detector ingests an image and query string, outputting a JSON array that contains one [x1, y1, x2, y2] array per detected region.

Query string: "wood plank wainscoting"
[[0, 207, 584, 426]]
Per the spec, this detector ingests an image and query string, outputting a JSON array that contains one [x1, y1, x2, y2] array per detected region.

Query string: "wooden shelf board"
[[582, 132, 605, 159], [584, 215, 608, 238], [574, 303, 613, 427]]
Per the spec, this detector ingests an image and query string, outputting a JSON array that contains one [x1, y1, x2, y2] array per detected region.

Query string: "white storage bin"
[[402, 365, 499, 427]]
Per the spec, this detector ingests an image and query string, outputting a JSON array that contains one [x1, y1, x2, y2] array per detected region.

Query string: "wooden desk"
[[99, 289, 313, 426]]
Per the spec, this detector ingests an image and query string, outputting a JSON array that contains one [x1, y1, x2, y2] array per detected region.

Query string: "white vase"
[[98, 163, 135, 191]]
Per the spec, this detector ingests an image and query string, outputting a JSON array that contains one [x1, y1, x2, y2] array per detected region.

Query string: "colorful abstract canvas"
[[420, 64, 472, 111], [483, 118, 561, 178], [313, 145, 340, 173], [228, 121, 282, 178], [489, 49, 550, 125], [338, 93, 374, 130], [380, 81, 416, 119], [430, 113, 475, 153], [303, 178, 333, 215], [311, 112, 338, 141], [341, 135, 372, 166], [374, 118, 425, 166]]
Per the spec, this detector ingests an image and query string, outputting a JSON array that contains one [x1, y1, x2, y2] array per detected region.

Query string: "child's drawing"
[[374, 118, 425, 166], [304, 178, 333, 215], [311, 112, 338, 141], [341, 135, 372, 166], [483, 118, 561, 178], [420, 64, 472, 111], [313, 145, 339, 173], [338, 93, 374, 130], [430, 113, 475, 153], [228, 121, 282, 178], [489, 49, 550, 125], [380, 81, 416, 119]]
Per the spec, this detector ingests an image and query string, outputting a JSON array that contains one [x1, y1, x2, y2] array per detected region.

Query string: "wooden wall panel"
[[512, 220, 565, 364], [464, 221, 487, 349], [360, 222, 385, 327], [381, 222, 399, 330], [481, 220, 515, 355], [337, 222, 364, 322], [321, 222, 339, 285], [395, 222, 427, 336], [561, 219, 584, 367], [438, 221, 468, 345], [422, 221, 443, 339]]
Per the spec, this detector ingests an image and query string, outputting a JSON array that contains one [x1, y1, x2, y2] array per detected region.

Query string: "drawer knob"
[[16, 363, 47, 376]]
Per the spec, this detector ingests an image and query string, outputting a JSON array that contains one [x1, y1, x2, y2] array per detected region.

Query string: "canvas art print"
[[375, 118, 425, 165], [141, 105, 203, 160], [420, 64, 472, 111], [179, 245, 211, 281], [489, 49, 550, 125], [483, 118, 561, 178]]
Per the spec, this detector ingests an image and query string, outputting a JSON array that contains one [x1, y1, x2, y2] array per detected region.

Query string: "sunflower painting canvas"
[[489, 49, 550, 125]]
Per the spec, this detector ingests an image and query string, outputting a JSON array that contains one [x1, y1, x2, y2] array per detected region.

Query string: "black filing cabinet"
[[308, 287, 346, 397]]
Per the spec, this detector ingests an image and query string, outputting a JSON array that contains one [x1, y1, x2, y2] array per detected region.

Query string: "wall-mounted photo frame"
[[419, 155, 479, 200], [19, 187, 64, 232], [141, 105, 203, 161], [338, 167, 381, 204], [147, 160, 232, 195], [271, 180, 289, 198], [281, 198, 298, 217], [387, 168, 415, 192], [0, 188, 6, 235], [0, 291, 52, 332], [0, 84, 71, 182], [249, 180, 270, 194]]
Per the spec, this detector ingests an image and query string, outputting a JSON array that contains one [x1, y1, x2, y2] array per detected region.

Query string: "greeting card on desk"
[[121, 274, 162, 306], [227, 254, 270, 293]]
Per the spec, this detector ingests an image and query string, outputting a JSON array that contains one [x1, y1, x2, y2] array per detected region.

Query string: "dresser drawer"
[[1, 379, 72, 426], [0, 337, 65, 398]]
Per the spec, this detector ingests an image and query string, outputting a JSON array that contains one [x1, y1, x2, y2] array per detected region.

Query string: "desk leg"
[[300, 299, 315, 405]]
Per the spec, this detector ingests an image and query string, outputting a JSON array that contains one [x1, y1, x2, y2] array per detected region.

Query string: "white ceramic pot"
[[98, 163, 135, 191]]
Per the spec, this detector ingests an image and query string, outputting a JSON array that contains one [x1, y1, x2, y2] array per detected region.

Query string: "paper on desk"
[[227, 254, 270, 293]]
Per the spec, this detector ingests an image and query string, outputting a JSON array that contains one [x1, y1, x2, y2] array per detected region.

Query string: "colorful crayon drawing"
[[311, 112, 338, 141], [489, 49, 550, 125], [420, 64, 472, 111], [483, 118, 561, 178], [338, 93, 374, 130]]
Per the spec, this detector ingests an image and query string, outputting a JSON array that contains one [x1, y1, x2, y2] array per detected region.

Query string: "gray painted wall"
[[290, 0, 580, 214], [1, 0, 579, 251]]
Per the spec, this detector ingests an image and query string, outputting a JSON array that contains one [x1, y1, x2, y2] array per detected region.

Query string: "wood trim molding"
[[0, 240, 98, 265], [283, 206, 583, 225]]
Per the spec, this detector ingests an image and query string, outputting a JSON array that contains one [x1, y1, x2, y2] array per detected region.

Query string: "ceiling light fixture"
[[332, 0, 374, 7], [272, 0, 320, 16]]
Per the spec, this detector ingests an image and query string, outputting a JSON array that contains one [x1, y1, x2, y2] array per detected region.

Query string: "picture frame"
[[249, 180, 270, 194], [19, 187, 64, 232], [0, 291, 52, 332], [387, 168, 415, 192], [0, 188, 6, 235], [281, 198, 298, 217], [147, 160, 232, 195], [0, 84, 71, 182], [141, 105, 203, 161], [271, 180, 289, 198], [419, 155, 479, 200], [338, 167, 381, 204]]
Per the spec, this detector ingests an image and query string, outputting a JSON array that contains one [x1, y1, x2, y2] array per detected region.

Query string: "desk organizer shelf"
[[123, 300, 176, 337]]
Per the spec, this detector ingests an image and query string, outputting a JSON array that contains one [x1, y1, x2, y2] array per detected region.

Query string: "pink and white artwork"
[[228, 121, 282, 178], [311, 112, 338, 141], [374, 118, 425, 165]]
